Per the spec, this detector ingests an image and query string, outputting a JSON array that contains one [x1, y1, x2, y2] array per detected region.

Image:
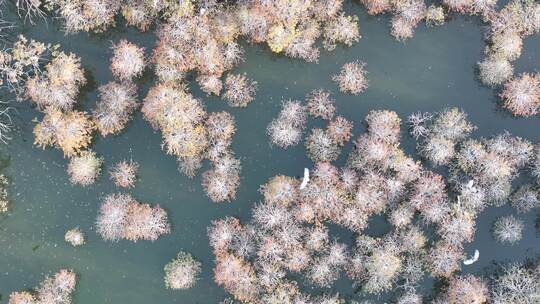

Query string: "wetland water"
[[1, 1, 539, 303]]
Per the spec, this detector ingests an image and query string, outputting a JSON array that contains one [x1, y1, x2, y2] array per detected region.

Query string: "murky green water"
[[0, 1, 539, 303]]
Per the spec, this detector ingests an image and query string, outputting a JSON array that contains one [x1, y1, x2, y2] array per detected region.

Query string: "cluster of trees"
[[163, 251, 201, 290], [267, 87, 354, 158], [142, 84, 241, 202], [0, 174, 8, 213], [500, 72, 540, 117], [96, 193, 170, 242], [9, 269, 77, 304], [0, 31, 241, 201], [479, 0, 540, 87], [64, 227, 85, 246], [209, 108, 540, 303], [332, 61, 368, 95], [109, 160, 139, 188]]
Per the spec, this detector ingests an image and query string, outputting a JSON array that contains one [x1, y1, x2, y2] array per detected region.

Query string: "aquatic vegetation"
[[223, 73, 258, 107], [109, 160, 139, 188], [365, 110, 401, 144], [207, 216, 243, 257], [37, 269, 77, 304], [305, 128, 341, 162], [317, 293, 346, 304], [490, 0, 540, 35], [388, 204, 415, 228], [413, 107, 476, 166], [258, 175, 298, 207], [322, 13, 360, 50], [209, 165, 379, 300], [275, 99, 308, 127], [267, 99, 307, 148], [213, 253, 259, 302], [0, 36, 57, 143], [360, 0, 426, 40], [411, 113, 533, 207], [490, 31, 523, 61], [9, 269, 76, 304], [46, 0, 121, 34], [361, 0, 391, 15], [110, 39, 146, 81], [407, 111, 433, 139], [222, 42, 245, 70], [390, 0, 427, 41], [93, 81, 139, 136], [0, 35, 55, 97], [0, 174, 9, 214], [142, 83, 240, 200], [144, 0, 360, 92], [531, 144, 540, 183], [437, 210, 476, 246], [3, 2, 540, 302], [332, 61, 368, 95], [420, 135, 456, 166], [438, 274, 489, 303], [478, 54, 514, 87], [202, 155, 241, 203], [500, 73, 540, 117], [15, 0, 46, 24], [443, 0, 495, 16], [205, 111, 237, 162], [256, 281, 315, 303], [428, 108, 475, 140], [8, 291, 36, 304], [307, 251, 347, 287], [490, 262, 540, 304], [164, 251, 201, 290], [96, 193, 170, 242], [457, 180, 488, 214], [492, 215, 524, 245], [350, 114, 414, 175], [197, 74, 223, 96], [428, 241, 464, 278], [117, 0, 163, 31], [479, 0, 540, 87], [64, 227, 85, 246], [306, 89, 335, 120], [425, 5, 446, 26], [207, 108, 539, 301], [395, 292, 422, 304], [67, 150, 102, 186], [358, 243, 404, 294], [206, 111, 236, 142], [34, 109, 95, 157], [0, 102, 14, 143], [25, 51, 86, 111], [142, 84, 207, 158], [510, 184, 540, 213], [0, 12, 12, 37], [40, 0, 363, 57], [284, 21, 321, 63], [408, 171, 448, 224], [326, 116, 353, 146], [121, 199, 170, 242]]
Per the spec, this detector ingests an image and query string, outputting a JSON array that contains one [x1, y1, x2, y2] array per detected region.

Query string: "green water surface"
[[0, 1, 539, 303]]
